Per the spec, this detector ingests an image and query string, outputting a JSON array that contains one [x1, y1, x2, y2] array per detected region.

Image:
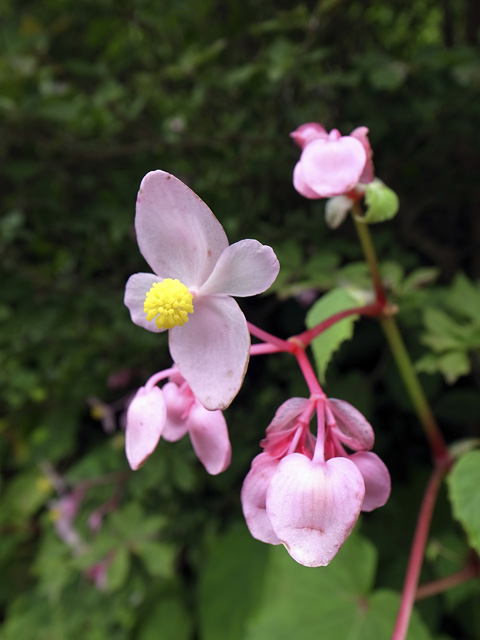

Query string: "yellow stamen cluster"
[[144, 278, 194, 330]]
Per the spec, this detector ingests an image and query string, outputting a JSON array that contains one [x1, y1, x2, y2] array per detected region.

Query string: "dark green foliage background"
[[1, 1, 479, 638]]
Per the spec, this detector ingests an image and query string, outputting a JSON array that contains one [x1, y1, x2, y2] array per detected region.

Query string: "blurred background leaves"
[[1, 0, 479, 638]]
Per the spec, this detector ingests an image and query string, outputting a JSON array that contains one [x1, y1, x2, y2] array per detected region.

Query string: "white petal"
[[135, 170, 228, 288], [199, 239, 280, 297], [325, 195, 353, 229], [241, 453, 281, 544], [267, 454, 365, 567], [187, 402, 231, 475], [169, 295, 250, 410], [125, 386, 166, 470], [124, 272, 165, 333]]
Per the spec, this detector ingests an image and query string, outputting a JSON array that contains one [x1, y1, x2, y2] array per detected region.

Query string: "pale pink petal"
[[301, 136, 367, 198], [199, 240, 280, 297], [328, 398, 375, 451], [187, 402, 231, 475], [241, 453, 281, 544], [290, 123, 328, 148], [266, 454, 365, 567], [135, 170, 228, 288], [325, 195, 354, 229], [169, 295, 250, 410], [124, 272, 165, 333], [350, 451, 391, 512], [293, 161, 323, 199], [161, 381, 191, 442], [350, 126, 375, 184], [125, 386, 166, 470]]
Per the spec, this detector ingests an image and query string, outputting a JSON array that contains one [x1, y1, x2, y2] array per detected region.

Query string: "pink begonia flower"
[[241, 395, 390, 566], [291, 123, 374, 199], [126, 369, 231, 474], [267, 453, 365, 566], [124, 170, 280, 411]]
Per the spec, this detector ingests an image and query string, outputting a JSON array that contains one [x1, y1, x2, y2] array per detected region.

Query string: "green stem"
[[352, 211, 386, 305], [380, 315, 449, 463], [351, 204, 450, 465]]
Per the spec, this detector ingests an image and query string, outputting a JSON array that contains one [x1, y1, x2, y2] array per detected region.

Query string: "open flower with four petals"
[[124, 170, 280, 411]]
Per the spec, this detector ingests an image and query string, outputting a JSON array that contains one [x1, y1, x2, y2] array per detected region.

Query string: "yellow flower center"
[[144, 278, 194, 330]]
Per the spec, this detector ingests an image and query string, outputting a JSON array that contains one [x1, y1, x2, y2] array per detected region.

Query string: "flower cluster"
[[241, 396, 390, 566], [126, 368, 231, 475], [121, 157, 391, 569]]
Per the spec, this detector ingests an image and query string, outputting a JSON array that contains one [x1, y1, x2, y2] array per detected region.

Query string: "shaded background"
[[1, 1, 479, 638]]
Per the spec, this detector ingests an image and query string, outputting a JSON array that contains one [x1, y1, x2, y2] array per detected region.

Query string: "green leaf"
[[306, 288, 363, 383], [135, 540, 176, 578], [368, 61, 409, 91], [198, 525, 269, 640], [447, 450, 480, 555], [422, 308, 468, 352], [358, 590, 431, 640], [106, 546, 130, 592], [437, 351, 470, 384], [245, 534, 431, 640], [0, 469, 53, 527], [415, 351, 470, 384], [138, 595, 192, 640], [402, 267, 440, 294], [362, 180, 399, 224], [445, 273, 480, 322]]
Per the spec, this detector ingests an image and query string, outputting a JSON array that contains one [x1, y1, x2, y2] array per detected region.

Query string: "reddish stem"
[[294, 302, 383, 347], [250, 343, 284, 356], [247, 321, 293, 352], [292, 344, 324, 396], [415, 558, 480, 601], [392, 466, 447, 640]]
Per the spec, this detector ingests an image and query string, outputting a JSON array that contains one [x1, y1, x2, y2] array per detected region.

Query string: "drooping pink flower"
[[266, 452, 365, 566], [124, 171, 280, 411], [291, 123, 374, 199], [241, 395, 390, 566], [125, 369, 231, 474]]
